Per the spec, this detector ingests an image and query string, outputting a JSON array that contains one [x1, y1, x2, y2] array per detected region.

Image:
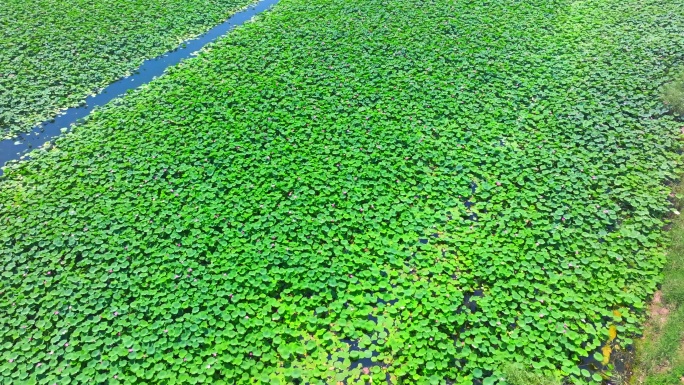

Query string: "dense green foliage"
[[0, 0, 255, 138], [1, 0, 684, 383]]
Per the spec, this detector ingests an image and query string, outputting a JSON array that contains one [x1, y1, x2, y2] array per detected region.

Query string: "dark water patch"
[[579, 351, 604, 380], [606, 345, 636, 385], [324, 337, 390, 383], [463, 199, 478, 221], [579, 342, 634, 385], [462, 289, 483, 313], [342, 339, 391, 382], [0, 0, 280, 176], [343, 338, 378, 367], [609, 344, 634, 383], [376, 298, 398, 306]]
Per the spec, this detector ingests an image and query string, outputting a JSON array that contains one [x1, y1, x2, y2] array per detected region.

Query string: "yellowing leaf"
[[608, 325, 617, 341], [602, 345, 612, 365]]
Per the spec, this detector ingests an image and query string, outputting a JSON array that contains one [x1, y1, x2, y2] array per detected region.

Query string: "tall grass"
[[663, 70, 684, 115], [502, 363, 562, 385], [631, 182, 684, 385]]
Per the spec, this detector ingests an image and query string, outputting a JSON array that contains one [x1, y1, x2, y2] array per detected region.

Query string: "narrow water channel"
[[0, 0, 280, 176]]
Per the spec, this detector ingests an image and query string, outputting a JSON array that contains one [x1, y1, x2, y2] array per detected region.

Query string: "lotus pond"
[[1, 0, 684, 384], [0, 0, 256, 138]]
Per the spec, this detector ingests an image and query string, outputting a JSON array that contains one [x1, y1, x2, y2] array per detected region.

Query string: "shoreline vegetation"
[[1, 0, 684, 383], [630, 74, 684, 385]]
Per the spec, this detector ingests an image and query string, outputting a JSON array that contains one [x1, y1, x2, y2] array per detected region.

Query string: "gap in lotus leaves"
[[577, 311, 636, 383], [0, 0, 281, 176], [334, 338, 391, 383], [463, 289, 484, 314], [322, 296, 398, 382], [608, 344, 635, 381]]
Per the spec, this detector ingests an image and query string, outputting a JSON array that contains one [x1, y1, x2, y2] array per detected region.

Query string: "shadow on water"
[[578, 341, 635, 384], [463, 289, 483, 313], [0, 0, 281, 176], [324, 296, 397, 383], [339, 338, 392, 383], [342, 339, 382, 369], [418, 233, 440, 245], [328, 291, 487, 384]]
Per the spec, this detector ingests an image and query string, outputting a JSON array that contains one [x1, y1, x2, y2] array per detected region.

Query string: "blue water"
[[0, 0, 280, 176]]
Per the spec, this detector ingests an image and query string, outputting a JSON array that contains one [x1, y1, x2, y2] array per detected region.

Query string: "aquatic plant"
[[1, 0, 684, 383], [0, 0, 256, 138]]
